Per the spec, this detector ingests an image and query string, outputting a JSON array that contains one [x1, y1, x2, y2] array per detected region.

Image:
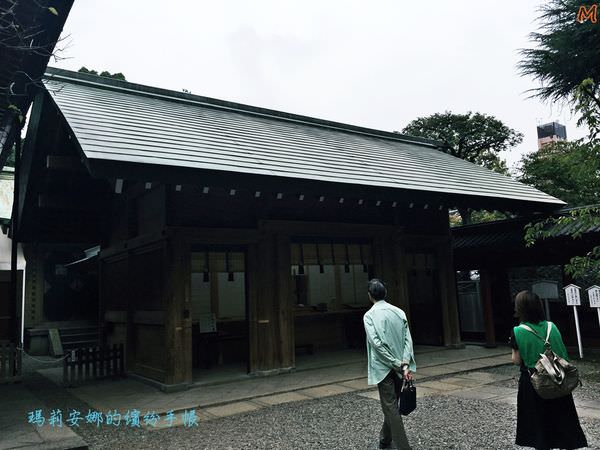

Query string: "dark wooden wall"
[[97, 182, 461, 386]]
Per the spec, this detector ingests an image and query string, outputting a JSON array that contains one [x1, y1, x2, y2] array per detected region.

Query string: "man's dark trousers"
[[377, 370, 411, 449]]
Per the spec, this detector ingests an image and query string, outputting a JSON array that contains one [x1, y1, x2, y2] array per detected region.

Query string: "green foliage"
[[402, 111, 522, 224], [449, 211, 463, 228], [573, 78, 600, 141], [470, 210, 512, 224], [520, 1, 600, 282], [524, 207, 600, 280], [519, 0, 600, 134], [518, 0, 600, 102], [78, 67, 98, 75], [449, 209, 512, 227], [7, 104, 23, 124], [401, 111, 522, 175], [78, 67, 126, 81], [516, 3, 600, 283], [99, 71, 126, 81], [47, 7, 58, 16], [519, 140, 600, 206]]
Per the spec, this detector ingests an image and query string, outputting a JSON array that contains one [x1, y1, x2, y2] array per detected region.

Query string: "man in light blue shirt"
[[363, 279, 416, 450]]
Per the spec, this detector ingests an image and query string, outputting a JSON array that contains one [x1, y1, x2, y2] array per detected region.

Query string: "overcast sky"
[[53, 0, 588, 170]]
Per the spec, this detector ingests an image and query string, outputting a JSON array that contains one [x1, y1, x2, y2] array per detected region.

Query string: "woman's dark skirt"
[[516, 371, 587, 449]]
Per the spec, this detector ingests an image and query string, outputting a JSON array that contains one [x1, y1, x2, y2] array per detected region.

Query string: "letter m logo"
[[577, 4, 598, 23]]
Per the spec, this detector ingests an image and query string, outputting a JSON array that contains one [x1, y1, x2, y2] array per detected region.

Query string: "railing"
[[0, 342, 22, 383], [63, 343, 124, 386]]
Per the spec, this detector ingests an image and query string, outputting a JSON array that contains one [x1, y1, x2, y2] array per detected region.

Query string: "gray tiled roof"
[[43, 69, 564, 206]]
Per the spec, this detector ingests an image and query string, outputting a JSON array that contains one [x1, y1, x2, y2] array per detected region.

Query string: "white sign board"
[[588, 285, 600, 308], [564, 284, 581, 306]]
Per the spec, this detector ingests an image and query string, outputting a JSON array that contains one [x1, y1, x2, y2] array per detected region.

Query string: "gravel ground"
[[19, 354, 600, 449], [24, 370, 600, 450], [487, 356, 600, 402]]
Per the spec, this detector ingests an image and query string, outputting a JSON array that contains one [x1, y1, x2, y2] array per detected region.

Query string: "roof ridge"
[[44, 67, 443, 148]]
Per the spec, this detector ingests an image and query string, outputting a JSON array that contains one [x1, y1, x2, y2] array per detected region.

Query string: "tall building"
[[537, 122, 567, 149]]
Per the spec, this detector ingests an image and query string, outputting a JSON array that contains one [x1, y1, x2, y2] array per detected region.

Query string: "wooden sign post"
[[587, 285, 600, 330], [564, 284, 583, 359]]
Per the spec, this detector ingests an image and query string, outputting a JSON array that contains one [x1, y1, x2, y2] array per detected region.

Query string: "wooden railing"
[[0, 342, 22, 383], [63, 343, 125, 386]]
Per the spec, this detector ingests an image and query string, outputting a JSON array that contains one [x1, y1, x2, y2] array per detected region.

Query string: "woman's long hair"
[[514, 290, 546, 324]]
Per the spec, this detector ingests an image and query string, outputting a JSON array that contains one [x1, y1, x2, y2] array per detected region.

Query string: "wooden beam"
[[45, 155, 85, 172], [164, 226, 260, 244], [88, 157, 559, 215], [99, 231, 166, 260], [259, 219, 398, 237], [37, 194, 98, 211]]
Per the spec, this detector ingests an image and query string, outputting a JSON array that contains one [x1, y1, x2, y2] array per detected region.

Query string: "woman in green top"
[[511, 290, 587, 449]]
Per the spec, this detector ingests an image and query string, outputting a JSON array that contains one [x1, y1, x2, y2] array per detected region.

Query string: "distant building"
[[537, 122, 567, 149]]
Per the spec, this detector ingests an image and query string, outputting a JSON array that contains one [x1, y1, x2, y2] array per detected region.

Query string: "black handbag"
[[397, 379, 417, 416]]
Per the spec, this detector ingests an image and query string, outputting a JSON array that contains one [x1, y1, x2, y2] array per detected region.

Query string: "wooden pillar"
[[164, 233, 192, 385], [247, 230, 293, 374], [391, 231, 411, 318], [123, 253, 136, 373], [479, 269, 497, 348], [368, 230, 410, 315], [372, 234, 395, 286], [98, 259, 105, 346], [437, 240, 462, 347], [274, 233, 294, 369]]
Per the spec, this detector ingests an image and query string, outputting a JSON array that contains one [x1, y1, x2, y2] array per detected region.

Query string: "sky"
[[52, 0, 589, 171]]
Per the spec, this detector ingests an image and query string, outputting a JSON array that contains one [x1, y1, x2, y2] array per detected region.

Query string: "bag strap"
[[519, 322, 553, 346], [545, 321, 552, 343]]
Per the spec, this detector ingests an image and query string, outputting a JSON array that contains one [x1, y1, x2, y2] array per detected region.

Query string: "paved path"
[[47, 346, 511, 424], [0, 345, 512, 448], [0, 383, 87, 450], [26, 346, 511, 430], [358, 370, 600, 421]]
